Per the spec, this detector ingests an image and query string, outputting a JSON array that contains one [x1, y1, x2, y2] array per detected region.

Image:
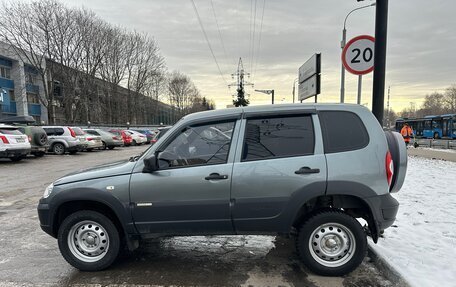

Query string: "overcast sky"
[[54, 0, 456, 111]]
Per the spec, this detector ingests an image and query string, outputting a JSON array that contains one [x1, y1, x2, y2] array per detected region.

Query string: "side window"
[[55, 128, 65, 136], [242, 115, 315, 161], [43, 128, 54, 136], [319, 111, 369, 153], [158, 121, 235, 168]]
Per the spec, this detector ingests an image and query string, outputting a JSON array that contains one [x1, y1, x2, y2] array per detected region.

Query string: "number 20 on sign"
[[342, 35, 375, 75]]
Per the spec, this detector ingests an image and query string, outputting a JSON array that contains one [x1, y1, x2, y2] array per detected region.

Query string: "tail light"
[[0, 135, 9, 144], [385, 151, 394, 187], [68, 127, 76, 138], [151, 139, 157, 144], [87, 137, 93, 141], [112, 136, 118, 140]]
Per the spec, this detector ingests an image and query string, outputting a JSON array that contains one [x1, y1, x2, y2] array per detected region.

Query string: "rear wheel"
[[53, 143, 65, 155], [69, 151, 78, 155], [10, 155, 25, 162], [101, 141, 107, 150], [296, 210, 367, 276], [132, 140, 137, 146], [87, 148, 93, 152], [58, 210, 120, 271], [108, 146, 115, 150], [34, 152, 45, 157]]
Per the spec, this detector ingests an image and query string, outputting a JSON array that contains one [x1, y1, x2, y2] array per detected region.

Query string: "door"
[[231, 114, 327, 233], [130, 119, 239, 235]]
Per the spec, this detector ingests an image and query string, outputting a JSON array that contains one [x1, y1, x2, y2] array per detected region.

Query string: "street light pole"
[[341, 3, 376, 103], [255, 89, 275, 104]]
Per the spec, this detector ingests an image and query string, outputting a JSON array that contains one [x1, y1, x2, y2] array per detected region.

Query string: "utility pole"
[[372, 0, 389, 126], [229, 58, 253, 107]]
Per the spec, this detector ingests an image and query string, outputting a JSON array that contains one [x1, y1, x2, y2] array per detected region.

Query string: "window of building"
[[26, 73, 35, 84], [27, 93, 40, 104], [158, 120, 235, 169], [242, 115, 315, 161], [319, 111, 369, 154], [0, 66, 11, 79], [9, 90, 15, 101]]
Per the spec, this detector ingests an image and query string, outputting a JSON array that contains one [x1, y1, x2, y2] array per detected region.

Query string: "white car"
[[71, 127, 103, 151], [0, 124, 31, 161], [125, 130, 147, 145]]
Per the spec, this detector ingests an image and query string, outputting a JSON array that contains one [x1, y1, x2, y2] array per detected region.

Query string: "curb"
[[367, 244, 411, 287]]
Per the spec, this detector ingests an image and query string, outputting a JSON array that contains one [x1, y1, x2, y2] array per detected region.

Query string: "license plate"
[[16, 138, 25, 143]]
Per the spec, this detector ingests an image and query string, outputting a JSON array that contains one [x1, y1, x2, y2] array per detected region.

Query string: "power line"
[[210, 0, 230, 70], [250, 0, 257, 76], [190, 0, 228, 86], [252, 0, 265, 83]]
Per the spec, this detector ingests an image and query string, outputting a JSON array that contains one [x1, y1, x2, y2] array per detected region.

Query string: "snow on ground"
[[370, 156, 456, 287]]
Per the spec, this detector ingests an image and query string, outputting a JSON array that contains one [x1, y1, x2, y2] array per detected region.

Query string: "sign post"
[[342, 35, 375, 105], [298, 53, 321, 102]]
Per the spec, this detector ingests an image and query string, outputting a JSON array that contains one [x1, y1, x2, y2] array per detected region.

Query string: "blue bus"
[[396, 114, 456, 139]]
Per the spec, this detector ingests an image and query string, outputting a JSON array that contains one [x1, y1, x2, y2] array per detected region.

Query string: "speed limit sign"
[[342, 35, 375, 75]]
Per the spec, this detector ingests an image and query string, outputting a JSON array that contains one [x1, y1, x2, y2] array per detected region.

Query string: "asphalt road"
[[0, 146, 397, 287], [407, 147, 456, 162]]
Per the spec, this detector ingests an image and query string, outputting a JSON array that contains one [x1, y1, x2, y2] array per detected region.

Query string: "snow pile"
[[370, 156, 456, 287]]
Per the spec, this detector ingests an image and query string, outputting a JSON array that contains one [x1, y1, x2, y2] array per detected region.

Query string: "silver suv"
[[38, 104, 406, 275], [42, 126, 87, 155]]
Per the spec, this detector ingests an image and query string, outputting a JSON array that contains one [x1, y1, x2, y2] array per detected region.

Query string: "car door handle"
[[205, 173, 229, 180], [295, 167, 320, 174]]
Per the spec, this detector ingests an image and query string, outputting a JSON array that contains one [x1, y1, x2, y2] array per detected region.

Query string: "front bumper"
[[0, 148, 31, 158], [37, 200, 55, 237]]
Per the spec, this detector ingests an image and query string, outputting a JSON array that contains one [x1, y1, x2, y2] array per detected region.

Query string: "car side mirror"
[[143, 155, 158, 173]]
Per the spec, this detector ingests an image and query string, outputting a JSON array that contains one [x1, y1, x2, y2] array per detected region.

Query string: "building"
[[0, 42, 177, 125], [0, 42, 47, 123]]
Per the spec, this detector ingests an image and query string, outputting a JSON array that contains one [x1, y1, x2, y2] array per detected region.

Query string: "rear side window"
[[319, 111, 369, 153], [0, 128, 22, 135], [242, 115, 314, 161], [43, 128, 54, 135], [55, 128, 65, 136]]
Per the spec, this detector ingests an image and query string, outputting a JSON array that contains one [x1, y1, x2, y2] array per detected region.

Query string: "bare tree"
[[444, 85, 456, 113], [168, 71, 202, 116]]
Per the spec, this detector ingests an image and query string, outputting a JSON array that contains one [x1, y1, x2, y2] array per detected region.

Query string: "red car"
[[108, 129, 132, 146]]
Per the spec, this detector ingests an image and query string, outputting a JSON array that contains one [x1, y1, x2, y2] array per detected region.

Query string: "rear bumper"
[[365, 193, 399, 231], [0, 148, 31, 158]]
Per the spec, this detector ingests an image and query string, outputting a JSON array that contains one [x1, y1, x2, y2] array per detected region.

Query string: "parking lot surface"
[[1, 146, 396, 287]]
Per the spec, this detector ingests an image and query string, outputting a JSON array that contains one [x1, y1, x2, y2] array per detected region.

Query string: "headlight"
[[43, 183, 54, 198]]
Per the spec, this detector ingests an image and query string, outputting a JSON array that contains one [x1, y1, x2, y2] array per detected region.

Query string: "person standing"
[[400, 123, 413, 146]]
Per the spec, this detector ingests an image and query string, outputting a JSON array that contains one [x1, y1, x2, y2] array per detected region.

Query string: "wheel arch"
[[290, 194, 379, 242]]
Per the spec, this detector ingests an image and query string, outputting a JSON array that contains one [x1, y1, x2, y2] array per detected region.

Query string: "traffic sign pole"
[[357, 75, 362, 105]]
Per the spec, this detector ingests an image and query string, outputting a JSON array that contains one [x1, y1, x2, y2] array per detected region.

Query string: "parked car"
[[125, 130, 147, 145], [42, 126, 87, 155], [38, 104, 406, 275], [0, 124, 31, 161], [71, 127, 103, 151], [132, 129, 155, 144], [84, 129, 123, 150], [108, 129, 132, 147], [0, 116, 49, 157], [151, 127, 170, 144]]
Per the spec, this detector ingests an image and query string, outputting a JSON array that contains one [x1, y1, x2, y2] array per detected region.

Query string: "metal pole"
[[340, 28, 346, 103], [372, 0, 388, 126], [315, 95, 318, 103], [357, 75, 362, 105], [271, 90, 274, 105]]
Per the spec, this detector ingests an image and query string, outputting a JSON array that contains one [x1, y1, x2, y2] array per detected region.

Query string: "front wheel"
[[296, 210, 367, 276], [57, 210, 120, 271]]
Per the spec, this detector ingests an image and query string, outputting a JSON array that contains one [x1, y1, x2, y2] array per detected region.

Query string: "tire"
[[53, 143, 66, 155], [108, 146, 115, 150], [132, 140, 137, 146], [102, 141, 107, 150], [34, 152, 45, 157], [33, 131, 48, 146], [57, 210, 120, 271], [296, 210, 367, 276], [87, 148, 93, 152], [69, 151, 78, 155], [10, 156, 25, 162]]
